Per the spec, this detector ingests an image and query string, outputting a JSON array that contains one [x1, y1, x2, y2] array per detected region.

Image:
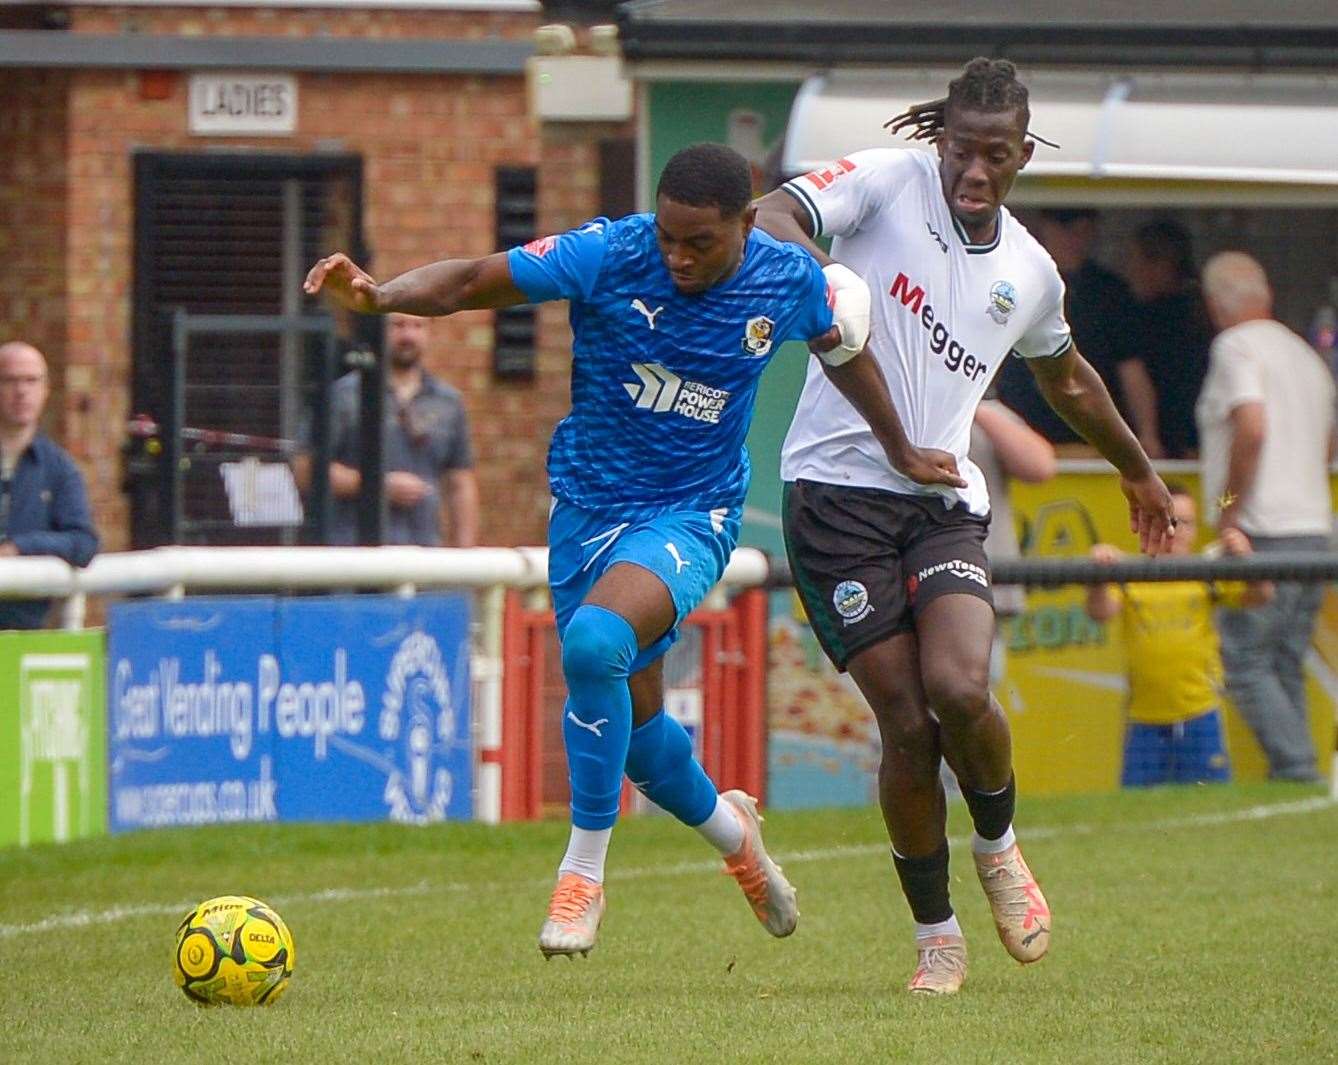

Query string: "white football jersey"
[[780, 149, 1072, 516]]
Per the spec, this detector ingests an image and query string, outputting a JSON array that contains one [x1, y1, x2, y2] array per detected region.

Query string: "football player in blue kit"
[[305, 143, 963, 958]]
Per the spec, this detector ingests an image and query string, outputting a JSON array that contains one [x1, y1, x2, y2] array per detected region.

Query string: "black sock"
[[962, 774, 1016, 841], [891, 841, 952, 925]]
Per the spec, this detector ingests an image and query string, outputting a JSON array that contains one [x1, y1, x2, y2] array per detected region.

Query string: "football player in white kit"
[[757, 58, 1176, 994]]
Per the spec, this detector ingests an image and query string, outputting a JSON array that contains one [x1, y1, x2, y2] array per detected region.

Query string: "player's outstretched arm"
[[1028, 344, 1175, 555], [304, 251, 527, 316], [813, 337, 966, 490], [754, 189, 834, 267]]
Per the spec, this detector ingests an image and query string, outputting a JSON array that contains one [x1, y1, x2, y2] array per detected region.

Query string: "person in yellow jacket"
[[1087, 485, 1273, 786]]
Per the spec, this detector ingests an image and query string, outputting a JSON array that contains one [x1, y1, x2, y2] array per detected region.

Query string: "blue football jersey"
[[507, 214, 834, 519]]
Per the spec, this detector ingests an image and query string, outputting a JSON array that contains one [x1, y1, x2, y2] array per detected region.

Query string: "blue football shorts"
[[548, 497, 742, 673]]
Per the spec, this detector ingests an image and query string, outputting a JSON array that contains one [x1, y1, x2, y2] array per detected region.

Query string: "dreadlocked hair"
[[885, 57, 1035, 145]]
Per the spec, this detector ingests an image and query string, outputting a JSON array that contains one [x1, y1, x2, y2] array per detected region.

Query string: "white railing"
[[0, 545, 773, 824], [6, 547, 1336, 808], [0, 545, 773, 630]]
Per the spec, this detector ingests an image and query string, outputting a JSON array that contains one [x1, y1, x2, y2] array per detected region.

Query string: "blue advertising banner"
[[107, 595, 472, 831], [272, 596, 471, 823]]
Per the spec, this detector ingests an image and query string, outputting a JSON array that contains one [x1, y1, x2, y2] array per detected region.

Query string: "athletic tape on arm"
[[819, 263, 870, 366]]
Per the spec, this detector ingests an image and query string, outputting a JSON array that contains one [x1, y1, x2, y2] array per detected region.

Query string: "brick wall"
[[0, 70, 69, 433], [23, 4, 625, 551], [70, 4, 533, 41]]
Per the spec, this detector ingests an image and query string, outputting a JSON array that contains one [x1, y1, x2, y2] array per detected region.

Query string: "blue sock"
[[624, 708, 719, 828], [560, 604, 638, 831]]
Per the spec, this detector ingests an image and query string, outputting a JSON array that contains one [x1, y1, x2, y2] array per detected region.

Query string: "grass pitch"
[[3, 783, 1335, 1065]]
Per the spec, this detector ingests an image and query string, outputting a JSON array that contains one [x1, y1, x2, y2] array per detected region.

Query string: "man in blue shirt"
[[0, 342, 99, 629], [306, 143, 961, 958]]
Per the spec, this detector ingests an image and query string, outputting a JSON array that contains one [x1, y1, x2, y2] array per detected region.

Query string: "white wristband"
[[819, 262, 871, 366]]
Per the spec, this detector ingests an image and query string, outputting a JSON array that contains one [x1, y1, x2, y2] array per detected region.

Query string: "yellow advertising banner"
[[766, 464, 1336, 807], [1005, 465, 1336, 793]]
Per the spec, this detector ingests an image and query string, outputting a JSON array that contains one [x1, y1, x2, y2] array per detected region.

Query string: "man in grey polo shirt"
[[1197, 252, 1333, 782], [322, 313, 479, 546]]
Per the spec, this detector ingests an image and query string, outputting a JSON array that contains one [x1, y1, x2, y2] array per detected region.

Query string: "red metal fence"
[[487, 589, 769, 821]]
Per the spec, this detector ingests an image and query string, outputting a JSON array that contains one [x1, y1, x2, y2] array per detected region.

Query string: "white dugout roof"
[[783, 69, 1338, 189]]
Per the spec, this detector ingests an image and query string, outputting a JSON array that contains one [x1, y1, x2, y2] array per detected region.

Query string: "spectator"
[[995, 209, 1136, 444], [1086, 487, 1271, 786], [300, 313, 480, 546], [1121, 219, 1212, 458], [1196, 251, 1334, 782], [0, 341, 99, 629]]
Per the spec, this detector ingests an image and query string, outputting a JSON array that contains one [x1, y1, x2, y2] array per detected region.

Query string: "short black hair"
[[1134, 219, 1196, 282], [886, 57, 1030, 144], [1164, 481, 1194, 501], [656, 143, 753, 219]]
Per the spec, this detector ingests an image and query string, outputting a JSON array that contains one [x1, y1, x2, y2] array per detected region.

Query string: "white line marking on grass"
[[0, 881, 457, 941], [614, 796, 1337, 881], [2, 797, 1331, 942]]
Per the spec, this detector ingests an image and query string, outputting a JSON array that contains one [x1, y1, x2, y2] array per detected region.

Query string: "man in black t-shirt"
[[1121, 219, 1212, 458], [995, 209, 1136, 443]]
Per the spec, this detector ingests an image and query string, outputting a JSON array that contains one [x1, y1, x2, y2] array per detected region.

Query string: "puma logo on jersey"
[[631, 298, 665, 330], [624, 362, 731, 424], [889, 272, 990, 382], [925, 222, 948, 253], [664, 542, 690, 573]]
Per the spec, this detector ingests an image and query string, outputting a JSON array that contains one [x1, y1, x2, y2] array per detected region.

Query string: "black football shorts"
[[782, 479, 994, 671]]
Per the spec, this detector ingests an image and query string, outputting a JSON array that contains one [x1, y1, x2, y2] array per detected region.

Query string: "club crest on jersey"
[[743, 316, 775, 356], [987, 281, 1018, 325]]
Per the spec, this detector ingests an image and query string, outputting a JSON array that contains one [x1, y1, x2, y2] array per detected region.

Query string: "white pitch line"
[[2, 796, 1331, 943], [613, 795, 1336, 880]]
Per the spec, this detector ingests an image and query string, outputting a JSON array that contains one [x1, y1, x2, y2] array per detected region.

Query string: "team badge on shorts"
[[743, 316, 775, 356], [987, 280, 1017, 325], [833, 579, 874, 625]]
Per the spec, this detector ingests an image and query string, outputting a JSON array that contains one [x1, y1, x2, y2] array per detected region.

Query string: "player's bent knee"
[[562, 604, 639, 682], [923, 671, 991, 722]]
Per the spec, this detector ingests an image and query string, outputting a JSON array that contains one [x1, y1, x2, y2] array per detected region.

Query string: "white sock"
[[557, 826, 612, 884], [915, 914, 962, 941], [695, 795, 746, 856], [972, 824, 1016, 855]]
